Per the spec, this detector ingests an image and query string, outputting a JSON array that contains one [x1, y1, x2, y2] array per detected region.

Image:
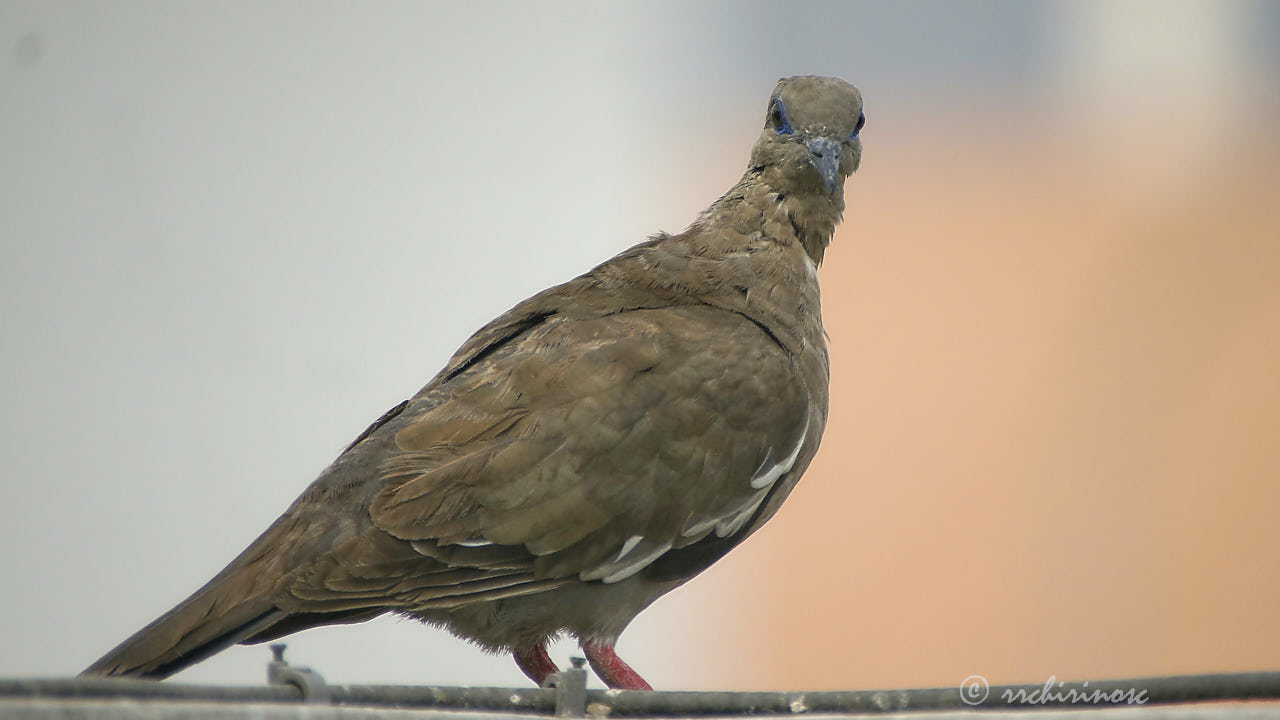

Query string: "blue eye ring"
[[769, 97, 793, 135], [849, 110, 865, 140]]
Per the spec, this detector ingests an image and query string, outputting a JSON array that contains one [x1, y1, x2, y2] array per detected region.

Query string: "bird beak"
[[804, 136, 842, 195]]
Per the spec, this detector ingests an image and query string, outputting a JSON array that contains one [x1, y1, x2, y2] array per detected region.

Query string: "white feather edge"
[[580, 540, 674, 584], [590, 416, 813, 580], [750, 416, 809, 489], [428, 418, 812, 586]]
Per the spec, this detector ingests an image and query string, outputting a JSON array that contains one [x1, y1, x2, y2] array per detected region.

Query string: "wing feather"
[[361, 305, 810, 596]]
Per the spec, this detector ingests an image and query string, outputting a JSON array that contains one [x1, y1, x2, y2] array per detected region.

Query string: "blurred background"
[[2, 0, 1278, 692]]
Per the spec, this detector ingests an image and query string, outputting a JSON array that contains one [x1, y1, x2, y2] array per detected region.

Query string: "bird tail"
[[81, 513, 385, 679], [83, 576, 387, 679], [82, 506, 311, 679], [80, 565, 290, 679]]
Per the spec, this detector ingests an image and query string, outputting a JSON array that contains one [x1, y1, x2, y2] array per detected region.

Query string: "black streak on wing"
[[442, 312, 556, 384], [342, 399, 411, 454]]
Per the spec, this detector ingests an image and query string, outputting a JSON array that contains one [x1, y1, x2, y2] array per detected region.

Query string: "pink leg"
[[513, 644, 560, 687], [581, 640, 653, 690]]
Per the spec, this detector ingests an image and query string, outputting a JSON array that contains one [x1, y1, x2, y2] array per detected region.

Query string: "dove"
[[83, 75, 864, 690]]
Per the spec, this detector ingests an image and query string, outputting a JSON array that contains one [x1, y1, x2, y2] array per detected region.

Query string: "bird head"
[[750, 76, 864, 197]]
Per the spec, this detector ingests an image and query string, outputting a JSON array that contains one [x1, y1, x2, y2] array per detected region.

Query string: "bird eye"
[[769, 97, 793, 135], [849, 110, 865, 139]]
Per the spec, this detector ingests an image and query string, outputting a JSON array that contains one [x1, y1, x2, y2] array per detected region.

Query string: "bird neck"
[[696, 168, 844, 266]]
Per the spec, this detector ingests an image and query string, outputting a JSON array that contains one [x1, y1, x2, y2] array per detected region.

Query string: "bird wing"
[[280, 299, 812, 612]]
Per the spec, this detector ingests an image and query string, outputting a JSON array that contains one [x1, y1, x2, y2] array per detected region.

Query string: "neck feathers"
[[697, 169, 843, 266]]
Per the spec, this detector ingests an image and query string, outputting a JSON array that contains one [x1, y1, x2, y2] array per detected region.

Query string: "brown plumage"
[[82, 75, 864, 689]]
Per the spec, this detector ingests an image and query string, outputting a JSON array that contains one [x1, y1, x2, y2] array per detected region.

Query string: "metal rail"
[[3, 654, 1278, 718]]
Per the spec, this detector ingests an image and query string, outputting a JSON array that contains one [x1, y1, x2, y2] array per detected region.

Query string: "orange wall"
[[669, 97, 1280, 691]]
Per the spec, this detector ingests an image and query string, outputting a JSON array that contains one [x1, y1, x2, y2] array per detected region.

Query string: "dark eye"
[[850, 110, 865, 139], [769, 97, 793, 135]]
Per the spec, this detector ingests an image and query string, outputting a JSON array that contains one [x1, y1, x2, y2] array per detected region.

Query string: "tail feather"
[[82, 556, 393, 678], [82, 520, 296, 678], [82, 591, 287, 679], [239, 607, 387, 645], [84, 490, 357, 679]]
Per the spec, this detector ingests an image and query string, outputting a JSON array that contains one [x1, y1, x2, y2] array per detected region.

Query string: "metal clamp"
[[267, 644, 331, 704], [547, 656, 588, 717]]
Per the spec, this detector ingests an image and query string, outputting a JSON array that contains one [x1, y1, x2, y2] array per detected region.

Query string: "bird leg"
[[513, 644, 560, 687], [581, 640, 653, 690]]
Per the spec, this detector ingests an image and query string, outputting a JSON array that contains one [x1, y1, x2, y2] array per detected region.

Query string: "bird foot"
[[581, 640, 652, 690], [513, 644, 560, 687]]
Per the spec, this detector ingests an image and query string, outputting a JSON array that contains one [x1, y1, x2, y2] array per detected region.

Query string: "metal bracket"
[[547, 656, 588, 717], [267, 643, 331, 704]]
